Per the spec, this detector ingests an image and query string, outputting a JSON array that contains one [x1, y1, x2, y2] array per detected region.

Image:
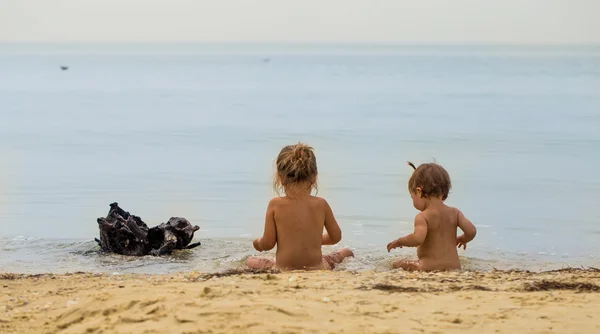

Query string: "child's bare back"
[[247, 143, 353, 271], [387, 162, 476, 271], [253, 195, 352, 270], [411, 204, 474, 270]]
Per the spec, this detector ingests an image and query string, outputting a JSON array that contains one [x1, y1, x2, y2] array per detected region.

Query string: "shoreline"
[[2, 236, 598, 275], [2, 268, 599, 334], [3, 265, 600, 278]]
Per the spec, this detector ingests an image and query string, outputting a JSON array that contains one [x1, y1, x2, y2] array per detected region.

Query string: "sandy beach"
[[1, 268, 599, 334]]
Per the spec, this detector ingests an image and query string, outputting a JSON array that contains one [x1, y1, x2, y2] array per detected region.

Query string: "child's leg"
[[392, 259, 421, 271], [322, 248, 354, 269], [246, 256, 276, 270]]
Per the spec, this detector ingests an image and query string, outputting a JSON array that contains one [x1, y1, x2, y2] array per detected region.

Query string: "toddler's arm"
[[456, 209, 476, 249], [321, 199, 342, 245], [387, 213, 427, 251], [253, 199, 277, 251]]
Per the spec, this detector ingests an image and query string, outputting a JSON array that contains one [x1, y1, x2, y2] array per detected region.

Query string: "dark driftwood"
[[95, 202, 200, 256]]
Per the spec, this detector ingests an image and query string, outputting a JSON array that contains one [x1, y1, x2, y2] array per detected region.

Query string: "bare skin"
[[387, 188, 477, 271], [247, 182, 354, 271]]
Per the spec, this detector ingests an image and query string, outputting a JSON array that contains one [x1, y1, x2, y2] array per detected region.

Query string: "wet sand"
[[1, 268, 599, 334]]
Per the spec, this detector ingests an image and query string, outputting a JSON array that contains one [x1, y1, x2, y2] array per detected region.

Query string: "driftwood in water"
[[95, 202, 200, 256]]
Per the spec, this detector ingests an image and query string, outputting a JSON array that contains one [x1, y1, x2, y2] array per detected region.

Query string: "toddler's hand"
[[253, 238, 263, 252], [387, 239, 402, 252], [456, 236, 467, 250]]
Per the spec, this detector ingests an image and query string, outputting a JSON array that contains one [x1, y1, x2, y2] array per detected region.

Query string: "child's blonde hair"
[[407, 161, 452, 200], [273, 142, 318, 195]]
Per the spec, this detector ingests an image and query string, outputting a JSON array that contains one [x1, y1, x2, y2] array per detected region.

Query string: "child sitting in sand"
[[387, 162, 477, 271], [247, 142, 354, 271]]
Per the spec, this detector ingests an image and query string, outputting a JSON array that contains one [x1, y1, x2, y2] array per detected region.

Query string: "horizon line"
[[1, 41, 599, 47]]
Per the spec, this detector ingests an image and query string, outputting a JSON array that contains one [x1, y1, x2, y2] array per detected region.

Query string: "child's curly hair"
[[407, 161, 452, 200], [273, 142, 318, 195]]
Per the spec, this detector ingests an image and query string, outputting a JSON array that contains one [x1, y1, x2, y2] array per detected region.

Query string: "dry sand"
[[1, 268, 599, 334]]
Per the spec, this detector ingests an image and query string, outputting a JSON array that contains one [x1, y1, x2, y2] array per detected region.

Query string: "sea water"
[[0, 44, 599, 273]]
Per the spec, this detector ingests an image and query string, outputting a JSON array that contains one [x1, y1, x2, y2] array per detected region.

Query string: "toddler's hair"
[[273, 142, 318, 195], [407, 161, 451, 200]]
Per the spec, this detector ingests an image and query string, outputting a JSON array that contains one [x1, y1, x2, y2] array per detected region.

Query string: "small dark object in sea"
[[95, 202, 200, 256], [60, 66, 69, 71]]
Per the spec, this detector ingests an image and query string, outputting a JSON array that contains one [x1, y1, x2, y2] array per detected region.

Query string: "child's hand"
[[456, 235, 467, 250], [387, 239, 402, 252], [253, 238, 263, 252]]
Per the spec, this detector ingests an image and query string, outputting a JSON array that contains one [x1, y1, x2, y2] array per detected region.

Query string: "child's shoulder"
[[268, 196, 286, 205], [309, 195, 329, 205], [267, 195, 326, 203], [421, 205, 461, 219], [268, 196, 328, 208], [443, 205, 463, 216]]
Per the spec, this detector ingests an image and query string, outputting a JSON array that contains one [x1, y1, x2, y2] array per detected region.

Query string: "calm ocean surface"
[[0, 44, 599, 274]]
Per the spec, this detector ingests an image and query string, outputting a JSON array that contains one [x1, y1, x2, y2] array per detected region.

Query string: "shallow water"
[[0, 44, 599, 273], [0, 236, 593, 274]]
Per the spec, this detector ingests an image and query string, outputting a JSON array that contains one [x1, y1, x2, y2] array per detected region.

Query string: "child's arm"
[[456, 209, 476, 250], [321, 199, 342, 245], [253, 199, 277, 252], [387, 213, 427, 252]]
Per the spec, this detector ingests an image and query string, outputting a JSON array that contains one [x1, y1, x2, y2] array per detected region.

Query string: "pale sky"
[[0, 0, 598, 44]]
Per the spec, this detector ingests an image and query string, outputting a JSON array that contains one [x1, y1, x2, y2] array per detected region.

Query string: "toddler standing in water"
[[247, 143, 354, 271], [387, 162, 477, 271]]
